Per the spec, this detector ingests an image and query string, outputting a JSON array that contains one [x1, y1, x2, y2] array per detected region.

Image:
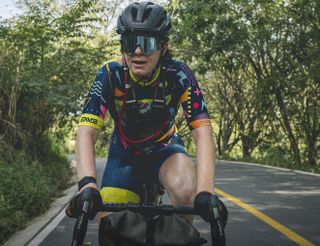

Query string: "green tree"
[[170, 0, 319, 167], [0, 0, 118, 151]]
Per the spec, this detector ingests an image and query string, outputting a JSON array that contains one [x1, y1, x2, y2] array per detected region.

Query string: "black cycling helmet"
[[116, 1, 172, 41]]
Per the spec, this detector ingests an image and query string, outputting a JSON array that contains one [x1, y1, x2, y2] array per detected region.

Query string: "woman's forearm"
[[192, 124, 216, 194], [76, 126, 99, 180]]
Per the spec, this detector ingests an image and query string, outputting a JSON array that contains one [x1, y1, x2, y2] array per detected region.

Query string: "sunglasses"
[[121, 35, 161, 55]]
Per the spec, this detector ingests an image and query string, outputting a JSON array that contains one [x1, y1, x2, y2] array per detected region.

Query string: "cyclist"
[[67, 0, 227, 241]]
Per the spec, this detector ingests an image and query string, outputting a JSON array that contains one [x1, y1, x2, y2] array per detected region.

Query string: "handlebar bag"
[[99, 210, 206, 246]]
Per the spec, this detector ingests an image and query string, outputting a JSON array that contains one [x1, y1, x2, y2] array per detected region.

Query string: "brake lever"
[[209, 205, 226, 246], [71, 201, 89, 246]]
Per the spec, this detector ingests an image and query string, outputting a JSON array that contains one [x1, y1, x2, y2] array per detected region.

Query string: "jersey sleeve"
[[177, 63, 211, 130], [79, 65, 109, 131]]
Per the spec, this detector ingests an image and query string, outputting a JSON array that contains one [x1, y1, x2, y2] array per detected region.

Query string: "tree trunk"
[[307, 137, 317, 166], [274, 87, 301, 166]]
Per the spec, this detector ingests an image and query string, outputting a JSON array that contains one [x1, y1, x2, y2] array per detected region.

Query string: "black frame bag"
[[99, 210, 206, 246]]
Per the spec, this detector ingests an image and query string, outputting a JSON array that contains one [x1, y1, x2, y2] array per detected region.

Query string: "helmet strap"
[[161, 43, 169, 57], [152, 53, 167, 110]]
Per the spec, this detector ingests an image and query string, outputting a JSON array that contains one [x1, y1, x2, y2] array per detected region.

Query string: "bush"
[[0, 138, 71, 245], [229, 144, 320, 173]]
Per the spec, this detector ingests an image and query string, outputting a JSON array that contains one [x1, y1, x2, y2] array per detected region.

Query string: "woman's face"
[[123, 47, 161, 79]]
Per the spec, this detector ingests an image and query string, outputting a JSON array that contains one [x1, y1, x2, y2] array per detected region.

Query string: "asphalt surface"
[[8, 159, 320, 246], [215, 161, 320, 246]]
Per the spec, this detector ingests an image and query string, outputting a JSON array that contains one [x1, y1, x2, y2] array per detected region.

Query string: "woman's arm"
[[75, 125, 99, 191], [192, 124, 216, 194]]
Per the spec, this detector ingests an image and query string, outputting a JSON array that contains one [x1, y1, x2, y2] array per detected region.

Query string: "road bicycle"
[[70, 171, 226, 246]]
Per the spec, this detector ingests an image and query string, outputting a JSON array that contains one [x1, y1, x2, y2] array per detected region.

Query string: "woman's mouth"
[[132, 60, 147, 65]]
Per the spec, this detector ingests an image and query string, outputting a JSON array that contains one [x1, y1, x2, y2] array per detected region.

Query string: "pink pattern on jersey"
[[100, 105, 107, 119]]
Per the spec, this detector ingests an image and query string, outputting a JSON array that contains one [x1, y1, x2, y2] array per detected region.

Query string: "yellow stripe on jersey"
[[130, 66, 160, 86], [106, 63, 112, 83], [100, 187, 140, 204], [79, 113, 103, 130], [187, 87, 192, 116]]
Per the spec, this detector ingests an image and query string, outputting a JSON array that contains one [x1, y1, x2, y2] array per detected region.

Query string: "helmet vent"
[[131, 7, 138, 21], [142, 8, 152, 22]]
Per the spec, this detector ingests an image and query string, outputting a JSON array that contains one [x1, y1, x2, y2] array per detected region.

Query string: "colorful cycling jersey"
[[79, 58, 210, 152]]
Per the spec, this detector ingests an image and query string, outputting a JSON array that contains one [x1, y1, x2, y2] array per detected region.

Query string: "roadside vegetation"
[[0, 138, 70, 243], [0, 0, 120, 243], [0, 0, 319, 244]]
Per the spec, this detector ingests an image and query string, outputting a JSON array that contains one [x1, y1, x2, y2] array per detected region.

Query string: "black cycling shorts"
[[100, 132, 188, 204]]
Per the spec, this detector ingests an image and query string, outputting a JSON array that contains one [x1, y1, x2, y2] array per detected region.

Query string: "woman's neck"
[[130, 66, 161, 86]]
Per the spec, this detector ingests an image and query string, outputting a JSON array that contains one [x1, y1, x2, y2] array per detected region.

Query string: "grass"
[[0, 137, 72, 245]]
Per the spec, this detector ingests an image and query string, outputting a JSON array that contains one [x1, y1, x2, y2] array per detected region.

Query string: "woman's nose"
[[134, 46, 143, 55]]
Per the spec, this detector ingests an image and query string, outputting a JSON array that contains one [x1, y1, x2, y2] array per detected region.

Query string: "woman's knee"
[[171, 180, 195, 204], [159, 153, 196, 204]]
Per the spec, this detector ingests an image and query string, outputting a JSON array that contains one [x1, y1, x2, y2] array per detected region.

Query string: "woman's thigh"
[[159, 153, 196, 201]]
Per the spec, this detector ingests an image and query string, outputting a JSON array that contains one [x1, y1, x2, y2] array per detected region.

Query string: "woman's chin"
[[131, 69, 151, 79]]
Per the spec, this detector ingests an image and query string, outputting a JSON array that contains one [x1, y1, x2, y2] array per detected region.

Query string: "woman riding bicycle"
[[67, 1, 227, 244]]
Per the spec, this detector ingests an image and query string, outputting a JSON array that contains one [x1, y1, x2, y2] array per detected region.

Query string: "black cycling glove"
[[66, 187, 102, 220], [194, 192, 228, 228]]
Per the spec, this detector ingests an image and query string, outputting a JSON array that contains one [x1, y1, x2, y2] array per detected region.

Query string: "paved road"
[[32, 160, 320, 245]]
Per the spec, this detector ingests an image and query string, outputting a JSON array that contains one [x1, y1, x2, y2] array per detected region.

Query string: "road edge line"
[[218, 160, 320, 177], [26, 202, 72, 246], [216, 188, 315, 246]]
